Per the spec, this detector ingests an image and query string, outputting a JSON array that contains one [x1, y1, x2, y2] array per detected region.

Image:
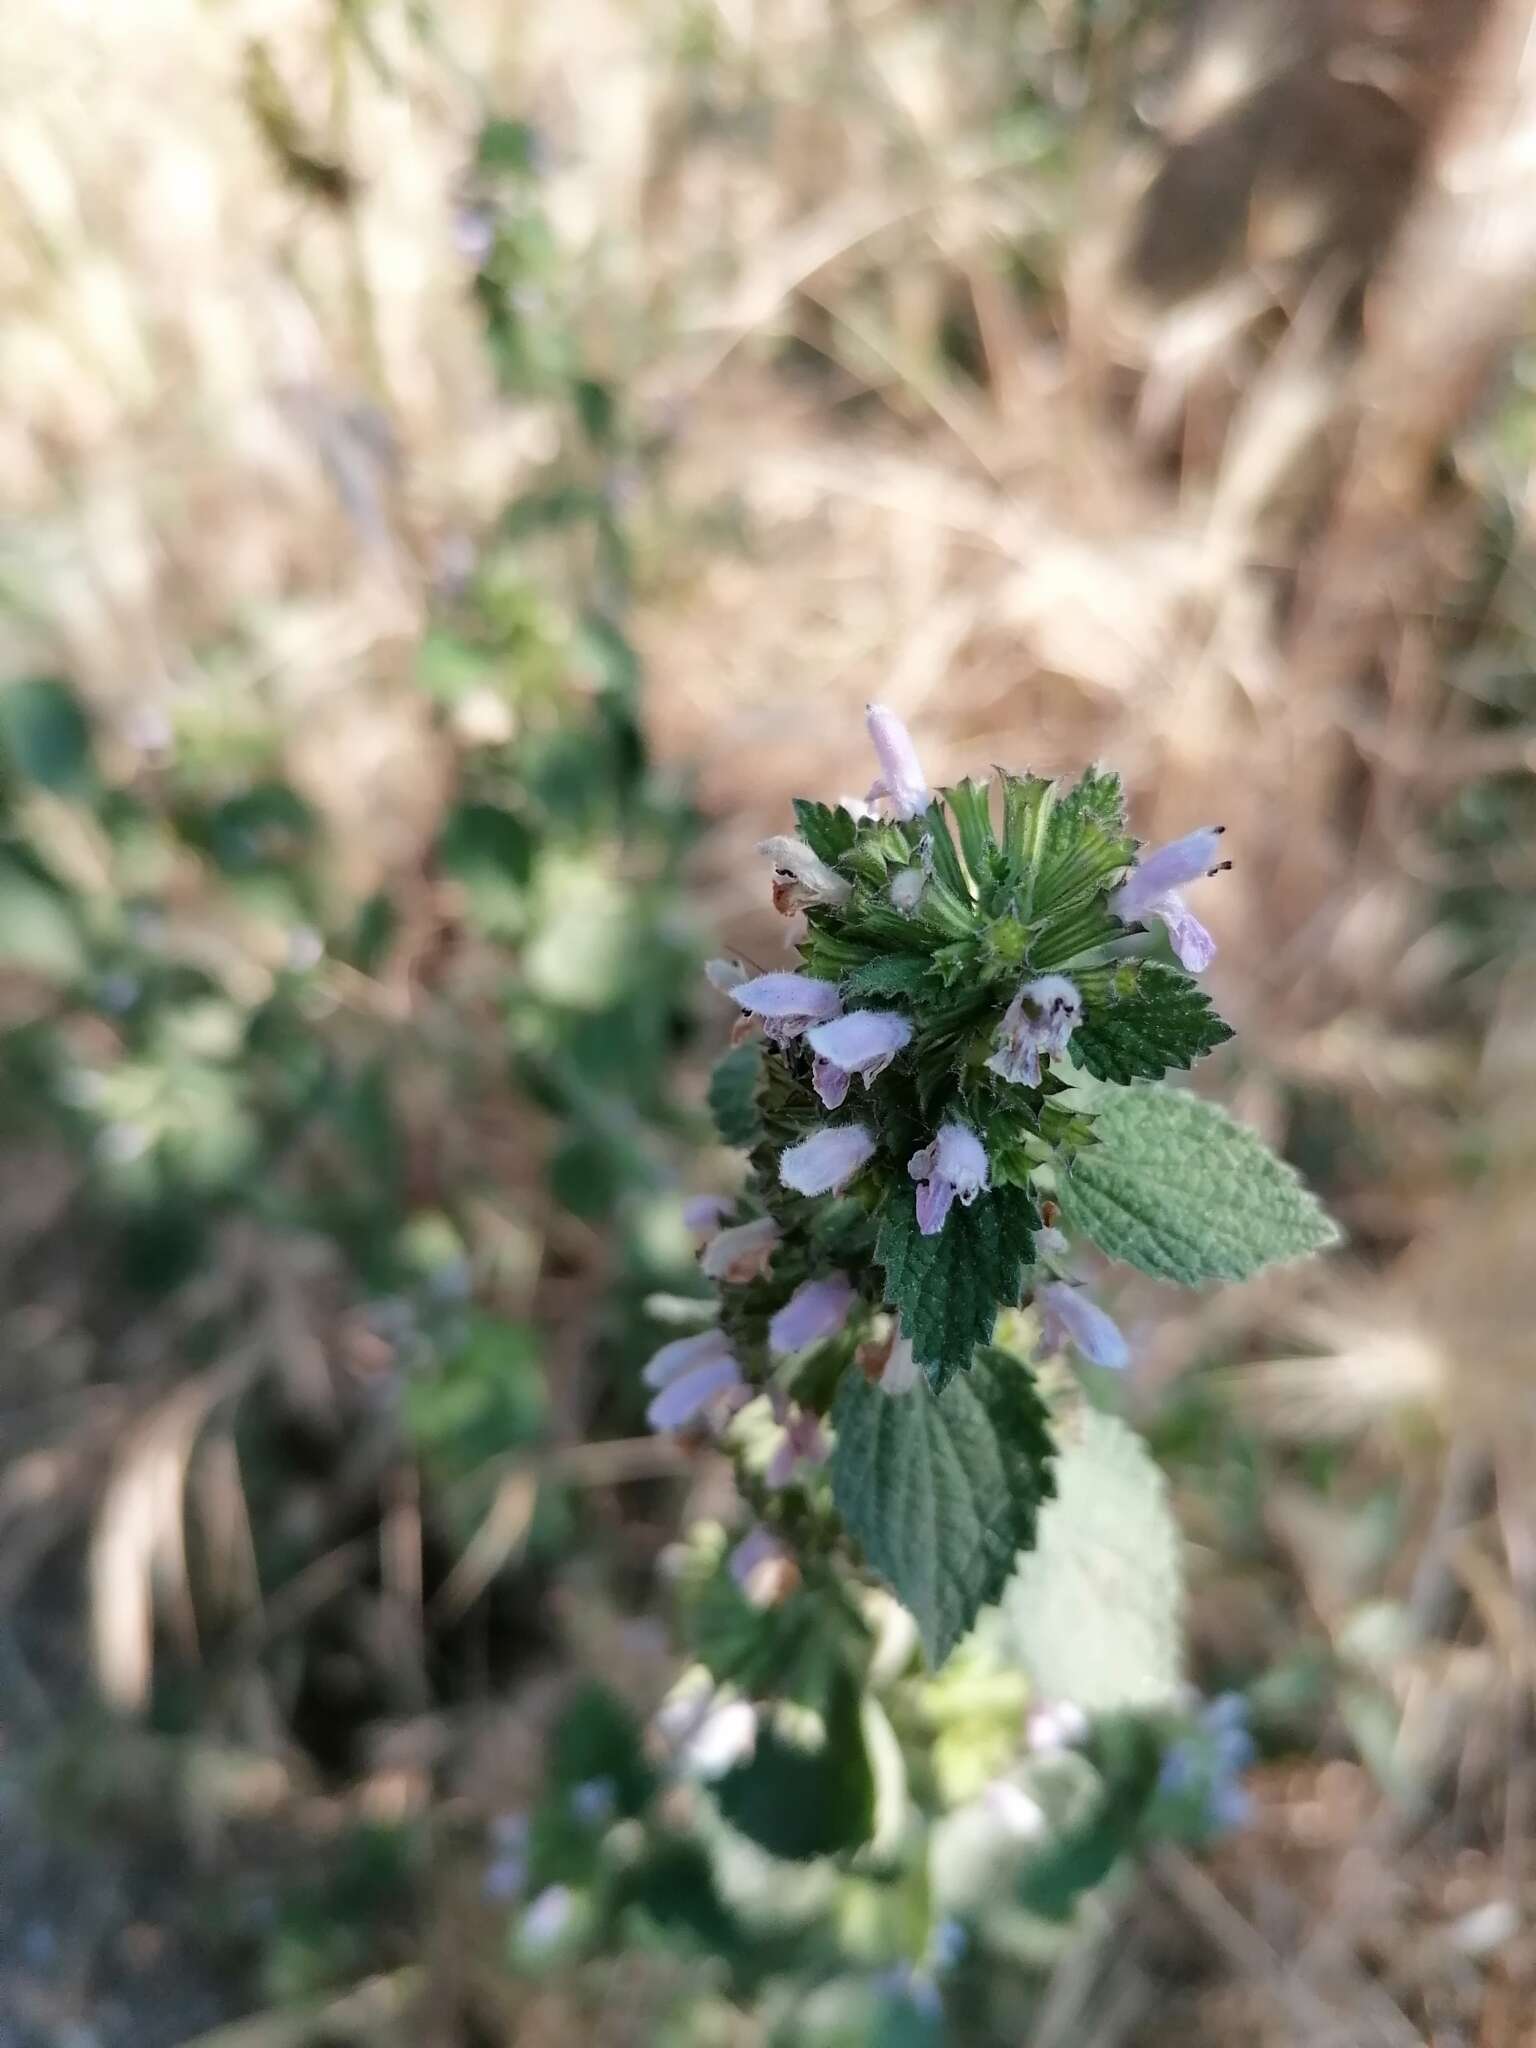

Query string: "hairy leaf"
[[1073, 961, 1233, 1084], [1031, 771, 1134, 925], [876, 1185, 1039, 1391], [841, 953, 933, 1001], [993, 1409, 1184, 1711], [708, 1042, 762, 1149], [831, 1346, 1056, 1666], [1057, 1085, 1340, 1284], [793, 798, 859, 866], [942, 778, 997, 886]]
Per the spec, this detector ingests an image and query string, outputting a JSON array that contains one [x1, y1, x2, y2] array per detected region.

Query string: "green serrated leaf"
[[841, 954, 932, 1001], [830, 1345, 1057, 1667], [1073, 961, 1234, 1084], [713, 1666, 875, 1860], [943, 778, 996, 885], [1057, 1084, 1340, 1284], [793, 798, 859, 866], [920, 803, 973, 903], [875, 1186, 1038, 1391], [991, 1409, 1184, 1711], [709, 1042, 762, 1148], [1031, 775, 1133, 925], [1053, 764, 1127, 835], [1001, 773, 1054, 897]]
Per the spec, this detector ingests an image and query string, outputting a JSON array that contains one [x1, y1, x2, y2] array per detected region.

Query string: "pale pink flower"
[[806, 1010, 912, 1109], [865, 702, 931, 821], [700, 1214, 779, 1283], [1110, 827, 1227, 973], [730, 971, 842, 1046], [986, 975, 1082, 1088], [1036, 1281, 1128, 1370], [757, 834, 853, 913], [768, 1274, 855, 1355], [908, 1122, 990, 1237], [779, 1123, 876, 1197]]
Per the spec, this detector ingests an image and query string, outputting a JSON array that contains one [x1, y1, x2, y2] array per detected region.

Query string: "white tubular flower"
[[806, 1009, 912, 1109], [681, 1193, 730, 1242], [865, 702, 931, 821], [768, 1274, 854, 1356], [641, 1328, 730, 1391], [907, 1122, 990, 1237], [779, 1123, 876, 1197], [699, 1214, 779, 1283], [1036, 1281, 1129, 1371], [986, 975, 1083, 1088], [729, 971, 842, 1046], [645, 1348, 746, 1432], [758, 834, 853, 914], [889, 867, 927, 916], [1110, 826, 1227, 973], [728, 1523, 799, 1605]]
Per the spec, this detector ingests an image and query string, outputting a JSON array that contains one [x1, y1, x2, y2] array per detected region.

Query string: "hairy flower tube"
[[908, 1122, 990, 1237], [1110, 825, 1228, 972], [1036, 1281, 1129, 1371], [806, 1009, 912, 1109]]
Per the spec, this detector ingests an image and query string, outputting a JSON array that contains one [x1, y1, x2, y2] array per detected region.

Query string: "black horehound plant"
[[641, 705, 1338, 1803]]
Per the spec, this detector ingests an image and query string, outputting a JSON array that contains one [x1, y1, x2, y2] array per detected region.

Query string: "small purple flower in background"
[[1035, 1281, 1129, 1371], [908, 1123, 990, 1236], [986, 975, 1083, 1088], [1110, 825, 1228, 973], [757, 834, 853, 914], [730, 971, 842, 1046], [682, 1193, 731, 1243], [452, 198, 497, 268], [644, 1333, 747, 1433], [1159, 1693, 1256, 1835], [865, 702, 931, 821], [729, 1523, 797, 1605], [700, 1214, 779, 1283], [806, 1010, 913, 1109], [769, 1274, 854, 1355], [642, 1328, 729, 1390], [765, 1403, 829, 1489], [483, 1812, 529, 1902], [568, 1777, 617, 1827], [929, 1918, 967, 1973], [874, 1964, 942, 2023], [779, 1123, 876, 1197]]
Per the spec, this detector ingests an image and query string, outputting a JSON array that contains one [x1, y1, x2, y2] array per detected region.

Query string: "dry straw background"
[[6, 0, 1536, 2041]]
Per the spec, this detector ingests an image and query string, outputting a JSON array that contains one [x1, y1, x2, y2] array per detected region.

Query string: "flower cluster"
[[645, 702, 1230, 1419], [637, 701, 1244, 1676]]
